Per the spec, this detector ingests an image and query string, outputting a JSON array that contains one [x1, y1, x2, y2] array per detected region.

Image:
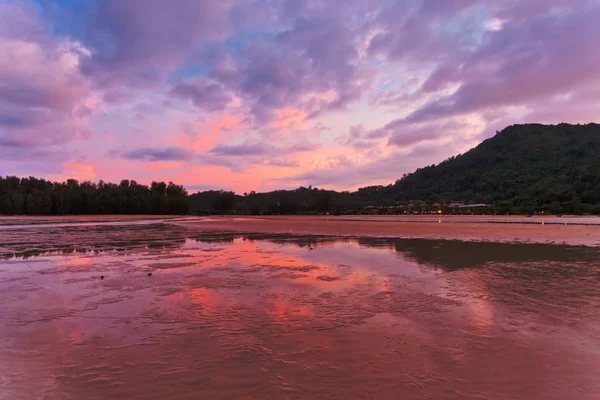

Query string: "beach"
[[180, 215, 600, 247], [0, 218, 599, 399]]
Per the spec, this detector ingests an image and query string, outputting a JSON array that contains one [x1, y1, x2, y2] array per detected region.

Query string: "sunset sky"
[[1, 0, 598, 193]]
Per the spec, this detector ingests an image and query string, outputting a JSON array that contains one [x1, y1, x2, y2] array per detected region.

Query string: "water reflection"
[[2, 224, 598, 268], [0, 224, 599, 399]]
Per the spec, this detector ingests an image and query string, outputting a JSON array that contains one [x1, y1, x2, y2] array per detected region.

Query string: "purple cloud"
[[121, 147, 194, 162], [209, 142, 316, 157], [338, 125, 382, 149], [363, 119, 475, 148], [197, 140, 316, 173], [367, 0, 484, 65], [196, 154, 243, 172], [81, 0, 232, 86], [265, 159, 299, 168], [0, 137, 28, 148], [197, 2, 374, 123], [405, 3, 600, 123], [279, 141, 466, 189], [210, 143, 269, 157], [171, 80, 231, 111], [0, 2, 91, 153]]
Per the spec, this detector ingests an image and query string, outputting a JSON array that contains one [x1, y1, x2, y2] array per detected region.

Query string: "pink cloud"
[[0, 3, 92, 150], [57, 162, 97, 182], [190, 114, 243, 152]]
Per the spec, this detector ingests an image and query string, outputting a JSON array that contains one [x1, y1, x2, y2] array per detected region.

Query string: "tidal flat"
[[0, 218, 599, 399]]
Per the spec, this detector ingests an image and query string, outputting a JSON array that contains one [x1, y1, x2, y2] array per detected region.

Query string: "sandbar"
[[182, 215, 600, 247]]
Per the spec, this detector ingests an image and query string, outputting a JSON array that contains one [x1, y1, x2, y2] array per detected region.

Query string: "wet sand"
[[0, 215, 597, 246], [1, 215, 597, 246], [182, 216, 600, 247], [0, 223, 599, 399], [0, 215, 179, 226]]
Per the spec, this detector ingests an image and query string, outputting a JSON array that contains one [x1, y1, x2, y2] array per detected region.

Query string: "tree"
[[316, 190, 332, 212], [213, 191, 236, 213]]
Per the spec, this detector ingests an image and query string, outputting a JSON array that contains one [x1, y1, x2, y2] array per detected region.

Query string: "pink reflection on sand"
[[1, 230, 599, 399]]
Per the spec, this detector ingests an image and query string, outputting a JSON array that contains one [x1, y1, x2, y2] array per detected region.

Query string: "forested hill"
[[191, 123, 600, 215], [387, 123, 600, 213]]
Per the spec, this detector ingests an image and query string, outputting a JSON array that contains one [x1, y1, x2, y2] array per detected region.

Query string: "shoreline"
[[180, 216, 600, 247], [215, 214, 600, 225], [0, 214, 181, 225], [0, 215, 597, 247], [1, 214, 599, 224]]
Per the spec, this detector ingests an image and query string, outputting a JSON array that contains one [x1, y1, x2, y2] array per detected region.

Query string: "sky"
[[0, 0, 599, 193]]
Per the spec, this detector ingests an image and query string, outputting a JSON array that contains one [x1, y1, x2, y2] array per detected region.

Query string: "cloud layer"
[[1, 0, 598, 191]]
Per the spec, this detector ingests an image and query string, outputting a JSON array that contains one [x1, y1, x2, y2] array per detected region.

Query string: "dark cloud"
[[0, 113, 31, 128], [200, 141, 315, 172], [0, 137, 29, 148], [171, 80, 231, 111], [197, 152, 300, 172], [0, 2, 91, 158], [121, 147, 194, 162], [78, 0, 374, 119], [199, 2, 373, 122], [367, 0, 483, 65], [0, 107, 90, 150], [0, 103, 90, 150], [364, 119, 473, 148], [279, 141, 467, 189], [209, 142, 316, 157], [0, 145, 70, 168], [210, 143, 269, 157], [338, 124, 381, 149], [405, 3, 600, 123], [265, 159, 298, 168], [0, 77, 88, 111], [80, 0, 232, 85], [0, 1, 49, 41], [196, 154, 244, 172]]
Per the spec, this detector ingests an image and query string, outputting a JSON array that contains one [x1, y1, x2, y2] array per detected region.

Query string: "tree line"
[[189, 186, 339, 215], [0, 176, 189, 215]]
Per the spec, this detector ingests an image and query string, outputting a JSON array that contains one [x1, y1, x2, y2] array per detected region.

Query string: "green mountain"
[[387, 123, 600, 214], [197, 123, 600, 215]]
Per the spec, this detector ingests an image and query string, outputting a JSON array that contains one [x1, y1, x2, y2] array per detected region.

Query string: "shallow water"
[[326, 215, 600, 225], [0, 223, 599, 399]]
